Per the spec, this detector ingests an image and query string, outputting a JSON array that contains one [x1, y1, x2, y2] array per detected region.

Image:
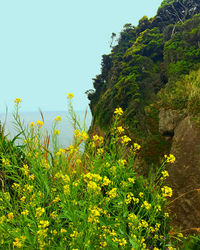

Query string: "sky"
[[0, 0, 163, 113]]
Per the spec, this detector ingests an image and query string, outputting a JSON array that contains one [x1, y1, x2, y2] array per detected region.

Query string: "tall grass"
[[0, 96, 185, 249]]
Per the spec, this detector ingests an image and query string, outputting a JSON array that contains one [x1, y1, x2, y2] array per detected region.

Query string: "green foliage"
[[0, 99, 181, 249], [87, 0, 200, 180], [159, 0, 175, 9], [158, 68, 200, 117]]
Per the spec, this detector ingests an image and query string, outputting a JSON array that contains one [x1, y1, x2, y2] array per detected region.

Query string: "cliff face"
[[87, 0, 200, 231]]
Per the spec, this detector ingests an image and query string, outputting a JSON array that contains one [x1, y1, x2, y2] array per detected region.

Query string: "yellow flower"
[[60, 228, 67, 233], [117, 126, 124, 134], [161, 186, 173, 198], [50, 211, 58, 219], [102, 176, 111, 186], [67, 93, 74, 99], [74, 129, 81, 137], [134, 143, 141, 151], [141, 201, 151, 210], [164, 212, 169, 217], [139, 192, 144, 198], [35, 207, 45, 218], [2, 158, 10, 166], [92, 134, 99, 141], [54, 116, 61, 122], [107, 188, 117, 199], [118, 159, 127, 165], [87, 181, 101, 193], [54, 129, 59, 135], [161, 170, 169, 179], [128, 178, 135, 184], [114, 107, 123, 115], [21, 209, 29, 216], [30, 122, 35, 127], [24, 138, 31, 144], [38, 220, 49, 228], [7, 212, 14, 220], [20, 196, 26, 202], [82, 131, 89, 140], [76, 159, 81, 164], [36, 120, 44, 128], [13, 238, 22, 248], [164, 154, 176, 163], [97, 148, 104, 155], [29, 174, 35, 180], [14, 98, 22, 105], [121, 135, 131, 144]]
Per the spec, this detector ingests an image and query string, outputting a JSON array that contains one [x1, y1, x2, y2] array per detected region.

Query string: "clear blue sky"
[[0, 0, 163, 113]]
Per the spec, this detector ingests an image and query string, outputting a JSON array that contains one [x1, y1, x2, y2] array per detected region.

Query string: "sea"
[[0, 110, 92, 149]]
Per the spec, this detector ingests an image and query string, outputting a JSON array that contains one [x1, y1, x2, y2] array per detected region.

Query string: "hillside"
[[87, 0, 200, 231]]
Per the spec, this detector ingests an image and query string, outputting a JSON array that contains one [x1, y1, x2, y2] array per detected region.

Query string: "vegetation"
[[0, 97, 189, 249], [88, 2, 200, 166]]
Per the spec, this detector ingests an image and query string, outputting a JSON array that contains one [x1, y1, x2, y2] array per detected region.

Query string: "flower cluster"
[[14, 98, 22, 105], [164, 154, 176, 164]]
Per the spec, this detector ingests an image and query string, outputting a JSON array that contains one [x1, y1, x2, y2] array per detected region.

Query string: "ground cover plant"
[[0, 95, 186, 249]]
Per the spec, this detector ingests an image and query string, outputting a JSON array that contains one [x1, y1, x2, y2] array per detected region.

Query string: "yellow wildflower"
[[128, 178, 135, 184], [134, 143, 141, 151], [117, 126, 124, 134], [20, 196, 26, 202], [102, 176, 111, 186], [161, 170, 169, 179], [121, 135, 131, 144], [60, 228, 67, 233], [107, 188, 117, 200], [54, 129, 59, 135], [92, 134, 99, 141], [38, 220, 49, 228], [36, 120, 44, 128], [54, 116, 61, 122], [50, 211, 58, 219], [14, 98, 22, 105], [161, 186, 173, 198], [139, 192, 144, 198], [2, 158, 10, 166], [141, 201, 151, 210], [74, 129, 81, 137], [67, 93, 74, 99], [87, 181, 101, 193], [52, 196, 60, 203], [30, 122, 35, 127], [164, 154, 176, 163], [82, 131, 89, 140], [97, 148, 104, 155], [29, 174, 35, 180], [13, 238, 22, 248], [7, 212, 14, 220], [114, 107, 123, 115], [118, 159, 127, 165], [21, 209, 29, 216], [35, 207, 45, 218], [76, 159, 81, 164], [164, 212, 169, 217]]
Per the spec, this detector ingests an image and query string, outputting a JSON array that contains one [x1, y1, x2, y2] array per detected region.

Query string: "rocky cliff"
[[87, 0, 200, 231]]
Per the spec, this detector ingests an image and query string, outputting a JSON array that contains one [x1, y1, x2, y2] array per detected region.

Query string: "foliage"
[[0, 98, 184, 249], [87, 5, 200, 167], [158, 68, 200, 117]]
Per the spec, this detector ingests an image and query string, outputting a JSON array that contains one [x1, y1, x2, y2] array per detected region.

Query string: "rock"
[[166, 116, 200, 231], [159, 108, 186, 138]]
